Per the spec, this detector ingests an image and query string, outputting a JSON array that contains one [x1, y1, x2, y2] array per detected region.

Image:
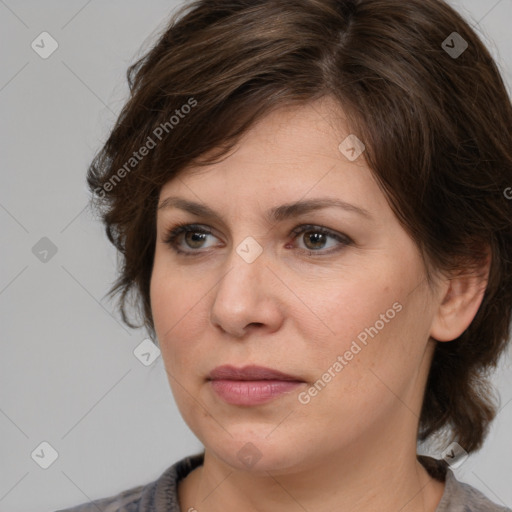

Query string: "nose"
[[209, 241, 284, 338]]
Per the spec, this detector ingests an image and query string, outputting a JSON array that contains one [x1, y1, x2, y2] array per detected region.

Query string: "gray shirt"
[[55, 453, 511, 512]]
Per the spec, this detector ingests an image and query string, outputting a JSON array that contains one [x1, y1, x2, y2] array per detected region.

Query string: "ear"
[[429, 248, 491, 342]]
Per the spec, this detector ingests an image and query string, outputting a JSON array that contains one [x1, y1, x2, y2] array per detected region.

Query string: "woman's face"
[[150, 97, 443, 474]]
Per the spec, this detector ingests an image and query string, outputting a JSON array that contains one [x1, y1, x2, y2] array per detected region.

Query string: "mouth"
[[208, 364, 304, 382], [207, 365, 306, 406]]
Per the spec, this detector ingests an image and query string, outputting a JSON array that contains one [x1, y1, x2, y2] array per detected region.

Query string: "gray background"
[[1, 1, 511, 511]]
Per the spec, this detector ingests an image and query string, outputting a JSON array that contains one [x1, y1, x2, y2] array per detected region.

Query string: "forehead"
[[154, 100, 404, 242], [159, 97, 372, 196]]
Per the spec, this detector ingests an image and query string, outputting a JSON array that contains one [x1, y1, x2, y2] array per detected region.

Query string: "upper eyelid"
[[163, 222, 343, 237], [163, 223, 351, 246]]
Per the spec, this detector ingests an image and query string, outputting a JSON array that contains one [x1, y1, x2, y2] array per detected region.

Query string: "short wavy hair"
[[87, 0, 512, 454]]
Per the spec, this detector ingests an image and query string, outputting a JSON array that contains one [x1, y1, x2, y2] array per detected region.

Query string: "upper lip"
[[208, 365, 303, 382]]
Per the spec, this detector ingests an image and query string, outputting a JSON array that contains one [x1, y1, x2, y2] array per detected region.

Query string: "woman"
[[57, 0, 512, 510]]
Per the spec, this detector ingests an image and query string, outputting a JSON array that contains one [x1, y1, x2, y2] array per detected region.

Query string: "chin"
[[204, 431, 308, 474]]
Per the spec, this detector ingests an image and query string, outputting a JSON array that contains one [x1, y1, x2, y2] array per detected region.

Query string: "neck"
[[179, 431, 445, 512]]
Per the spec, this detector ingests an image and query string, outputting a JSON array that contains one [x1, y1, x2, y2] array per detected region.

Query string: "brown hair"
[[87, 0, 512, 454]]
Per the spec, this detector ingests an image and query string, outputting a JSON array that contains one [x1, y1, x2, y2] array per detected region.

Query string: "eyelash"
[[162, 222, 353, 257]]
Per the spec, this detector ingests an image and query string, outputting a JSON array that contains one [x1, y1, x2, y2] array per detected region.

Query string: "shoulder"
[[55, 452, 205, 512], [419, 456, 511, 512], [54, 483, 145, 512], [439, 469, 512, 512]]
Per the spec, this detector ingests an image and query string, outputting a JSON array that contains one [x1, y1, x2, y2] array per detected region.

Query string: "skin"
[[150, 96, 489, 512]]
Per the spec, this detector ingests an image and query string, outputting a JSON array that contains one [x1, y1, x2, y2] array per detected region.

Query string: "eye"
[[289, 224, 352, 255], [162, 222, 352, 257], [162, 223, 218, 256]]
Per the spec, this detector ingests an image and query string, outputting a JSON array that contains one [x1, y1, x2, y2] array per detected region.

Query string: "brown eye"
[[163, 223, 217, 256], [302, 231, 329, 250], [163, 223, 352, 257], [290, 224, 352, 256], [183, 231, 209, 249]]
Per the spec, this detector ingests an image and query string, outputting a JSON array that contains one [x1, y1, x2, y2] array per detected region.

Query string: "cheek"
[[150, 261, 214, 375], [151, 253, 193, 332], [309, 273, 425, 389], [150, 270, 209, 425], [319, 275, 397, 346], [150, 265, 190, 353]]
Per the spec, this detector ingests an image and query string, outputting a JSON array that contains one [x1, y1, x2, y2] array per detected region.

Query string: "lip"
[[208, 364, 303, 382], [208, 365, 305, 406]]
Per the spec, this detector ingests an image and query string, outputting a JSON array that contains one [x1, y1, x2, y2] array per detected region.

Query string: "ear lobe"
[[429, 250, 491, 342]]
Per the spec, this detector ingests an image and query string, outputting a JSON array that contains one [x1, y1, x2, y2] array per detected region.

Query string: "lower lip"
[[209, 379, 304, 405]]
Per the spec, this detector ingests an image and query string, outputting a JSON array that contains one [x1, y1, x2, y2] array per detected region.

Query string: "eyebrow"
[[157, 196, 373, 223]]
